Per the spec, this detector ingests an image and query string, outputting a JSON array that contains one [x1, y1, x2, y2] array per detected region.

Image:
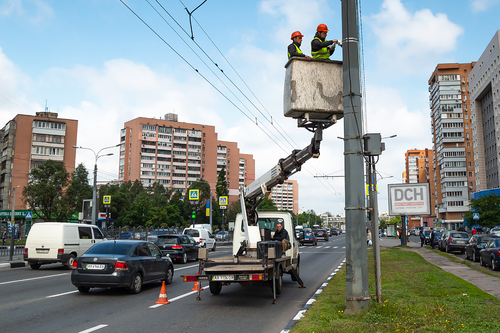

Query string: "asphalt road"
[[0, 235, 346, 333]]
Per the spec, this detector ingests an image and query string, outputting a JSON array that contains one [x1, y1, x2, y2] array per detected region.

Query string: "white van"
[[24, 222, 106, 269], [183, 227, 216, 251]]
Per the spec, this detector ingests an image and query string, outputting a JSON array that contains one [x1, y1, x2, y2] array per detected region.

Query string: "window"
[[148, 243, 161, 257], [92, 227, 104, 239], [134, 244, 151, 257], [78, 227, 92, 239]]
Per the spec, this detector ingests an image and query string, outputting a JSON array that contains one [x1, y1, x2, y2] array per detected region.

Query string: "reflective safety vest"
[[311, 37, 330, 59], [288, 44, 304, 59]]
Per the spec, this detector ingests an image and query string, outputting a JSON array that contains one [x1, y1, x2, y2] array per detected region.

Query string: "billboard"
[[388, 183, 430, 216]]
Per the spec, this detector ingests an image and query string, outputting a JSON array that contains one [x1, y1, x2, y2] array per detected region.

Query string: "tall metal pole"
[[343, 0, 370, 311], [370, 158, 382, 303], [92, 162, 98, 226], [9, 186, 18, 261]]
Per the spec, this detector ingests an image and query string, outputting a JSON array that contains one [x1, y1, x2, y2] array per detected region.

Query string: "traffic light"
[[191, 210, 196, 219]]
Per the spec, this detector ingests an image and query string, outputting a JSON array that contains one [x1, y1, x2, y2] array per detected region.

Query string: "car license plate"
[[457, 241, 465, 244], [36, 249, 49, 254], [212, 275, 234, 281], [85, 264, 105, 270]]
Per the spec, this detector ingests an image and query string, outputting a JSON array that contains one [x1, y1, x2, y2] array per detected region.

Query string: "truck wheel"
[[65, 254, 76, 269], [209, 281, 222, 295], [275, 265, 283, 295], [212, 242, 216, 252], [30, 263, 41, 270], [291, 263, 300, 282]]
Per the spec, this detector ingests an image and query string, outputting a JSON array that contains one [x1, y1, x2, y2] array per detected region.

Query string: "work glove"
[[328, 43, 336, 51]]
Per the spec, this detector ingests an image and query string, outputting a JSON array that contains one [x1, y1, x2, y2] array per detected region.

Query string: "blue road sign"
[[25, 212, 33, 219], [473, 213, 479, 220], [189, 189, 199, 201]]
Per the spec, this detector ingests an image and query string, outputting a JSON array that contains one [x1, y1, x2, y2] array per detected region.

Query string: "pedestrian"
[[472, 227, 477, 235], [398, 229, 403, 245], [430, 228, 435, 249], [311, 24, 338, 59], [419, 229, 425, 247], [367, 229, 371, 245], [288, 31, 312, 60]]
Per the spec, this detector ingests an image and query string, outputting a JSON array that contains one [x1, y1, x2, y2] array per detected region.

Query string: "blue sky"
[[1, 0, 499, 216]]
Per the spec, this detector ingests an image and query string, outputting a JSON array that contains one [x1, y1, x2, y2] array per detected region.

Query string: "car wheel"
[[65, 254, 76, 270], [473, 252, 477, 262], [480, 255, 485, 267], [181, 252, 188, 264], [212, 242, 216, 252], [492, 257, 498, 271], [129, 272, 143, 294], [165, 266, 174, 284], [445, 245, 449, 253], [78, 286, 90, 293], [30, 263, 41, 270], [209, 281, 222, 295]]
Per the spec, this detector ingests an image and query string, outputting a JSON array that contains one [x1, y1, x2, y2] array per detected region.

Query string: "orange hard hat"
[[317, 24, 329, 32], [290, 31, 304, 40]]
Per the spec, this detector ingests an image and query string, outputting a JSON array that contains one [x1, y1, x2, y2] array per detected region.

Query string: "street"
[[0, 236, 346, 333]]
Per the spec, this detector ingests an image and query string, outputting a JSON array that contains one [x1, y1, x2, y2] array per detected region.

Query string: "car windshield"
[[450, 233, 468, 238], [479, 237, 495, 245], [155, 236, 179, 245], [184, 229, 200, 237], [424, 231, 430, 236], [317, 229, 325, 232], [85, 242, 134, 255], [434, 232, 442, 237]]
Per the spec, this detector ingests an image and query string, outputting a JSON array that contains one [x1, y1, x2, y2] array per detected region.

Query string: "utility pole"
[[343, 0, 370, 311]]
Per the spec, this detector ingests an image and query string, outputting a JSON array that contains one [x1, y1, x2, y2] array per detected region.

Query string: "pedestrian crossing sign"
[[219, 196, 228, 206], [189, 189, 199, 201], [25, 212, 33, 219], [473, 213, 479, 220]]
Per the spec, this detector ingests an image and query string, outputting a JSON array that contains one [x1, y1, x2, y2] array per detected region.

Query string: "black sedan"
[[314, 229, 329, 242], [466, 235, 499, 262], [331, 229, 339, 236], [480, 238, 500, 270], [154, 234, 199, 264], [71, 240, 174, 294]]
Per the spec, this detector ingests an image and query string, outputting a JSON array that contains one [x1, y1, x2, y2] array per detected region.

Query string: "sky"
[[0, 0, 499, 216]]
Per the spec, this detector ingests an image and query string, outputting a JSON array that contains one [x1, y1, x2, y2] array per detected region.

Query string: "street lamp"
[[73, 144, 120, 225]]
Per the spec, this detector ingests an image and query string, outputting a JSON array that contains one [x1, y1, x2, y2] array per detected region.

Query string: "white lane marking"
[[342, 246, 346, 249], [324, 246, 330, 249], [0, 273, 69, 286], [316, 246, 322, 249], [149, 286, 209, 308], [46, 290, 79, 298], [333, 246, 338, 249], [79, 324, 108, 333], [174, 264, 198, 271]]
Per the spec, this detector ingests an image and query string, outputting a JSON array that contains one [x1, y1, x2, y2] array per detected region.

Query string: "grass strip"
[[291, 248, 500, 333]]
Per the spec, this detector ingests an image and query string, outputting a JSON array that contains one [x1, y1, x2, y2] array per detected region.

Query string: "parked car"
[[301, 229, 317, 246], [314, 229, 329, 242], [24, 222, 106, 270], [71, 240, 174, 294], [490, 227, 500, 236], [431, 232, 442, 248], [147, 229, 171, 242], [115, 232, 133, 240], [134, 232, 146, 240], [466, 235, 499, 262], [183, 227, 216, 251], [480, 238, 500, 270], [410, 228, 415, 236], [424, 230, 431, 245], [215, 231, 230, 242], [155, 234, 199, 264], [437, 231, 448, 251], [441, 231, 469, 253]]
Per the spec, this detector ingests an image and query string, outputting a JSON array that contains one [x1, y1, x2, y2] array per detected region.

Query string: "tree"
[[64, 163, 93, 218], [379, 218, 388, 230], [464, 193, 500, 228], [216, 168, 229, 197], [22, 160, 70, 221], [257, 197, 278, 211]]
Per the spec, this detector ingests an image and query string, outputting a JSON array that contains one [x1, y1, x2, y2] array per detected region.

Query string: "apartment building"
[[428, 63, 476, 230], [0, 110, 78, 214], [469, 30, 500, 191], [119, 114, 255, 204], [404, 149, 436, 228], [269, 180, 298, 215]]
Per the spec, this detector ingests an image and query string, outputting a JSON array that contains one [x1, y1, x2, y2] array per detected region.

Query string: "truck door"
[[78, 226, 94, 254]]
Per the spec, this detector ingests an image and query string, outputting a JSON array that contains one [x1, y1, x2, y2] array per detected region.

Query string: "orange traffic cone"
[[156, 281, 170, 305], [191, 272, 202, 291]]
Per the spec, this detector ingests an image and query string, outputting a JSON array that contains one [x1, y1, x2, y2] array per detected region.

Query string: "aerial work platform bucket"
[[283, 58, 343, 122]]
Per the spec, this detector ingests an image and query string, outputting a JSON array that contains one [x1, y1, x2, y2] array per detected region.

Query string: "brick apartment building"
[[119, 114, 255, 204]]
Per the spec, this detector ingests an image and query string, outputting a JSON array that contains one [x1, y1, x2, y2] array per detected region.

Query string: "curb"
[[0, 261, 28, 270], [280, 258, 346, 333]]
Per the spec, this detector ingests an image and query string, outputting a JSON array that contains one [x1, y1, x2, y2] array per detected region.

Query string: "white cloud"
[[367, 0, 464, 76], [0, 0, 52, 23], [0, 0, 22, 16], [470, 0, 500, 12]]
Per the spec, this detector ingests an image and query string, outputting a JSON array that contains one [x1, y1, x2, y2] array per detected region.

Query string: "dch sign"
[[388, 183, 430, 215]]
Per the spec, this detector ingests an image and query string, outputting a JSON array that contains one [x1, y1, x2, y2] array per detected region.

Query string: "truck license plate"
[[212, 275, 234, 281], [85, 264, 105, 270], [36, 249, 49, 254]]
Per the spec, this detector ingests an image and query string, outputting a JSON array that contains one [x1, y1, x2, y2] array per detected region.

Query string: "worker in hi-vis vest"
[[287, 31, 312, 60], [311, 24, 338, 59]]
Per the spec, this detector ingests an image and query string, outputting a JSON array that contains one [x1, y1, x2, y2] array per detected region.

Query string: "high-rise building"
[[404, 149, 436, 228], [119, 114, 255, 204], [469, 30, 500, 191], [0, 110, 78, 213], [428, 63, 476, 230], [269, 180, 298, 215]]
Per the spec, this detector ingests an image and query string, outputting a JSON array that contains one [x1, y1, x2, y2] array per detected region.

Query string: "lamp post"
[[73, 144, 120, 225], [9, 185, 20, 261]]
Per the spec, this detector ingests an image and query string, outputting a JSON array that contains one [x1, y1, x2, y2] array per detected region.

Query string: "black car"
[[331, 229, 339, 236], [480, 238, 500, 270], [437, 231, 448, 251], [314, 229, 329, 242], [71, 240, 174, 294], [466, 235, 499, 262], [155, 234, 199, 264]]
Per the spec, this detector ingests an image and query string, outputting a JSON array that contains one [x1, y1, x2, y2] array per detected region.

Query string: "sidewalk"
[[377, 236, 500, 300], [0, 254, 26, 270]]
